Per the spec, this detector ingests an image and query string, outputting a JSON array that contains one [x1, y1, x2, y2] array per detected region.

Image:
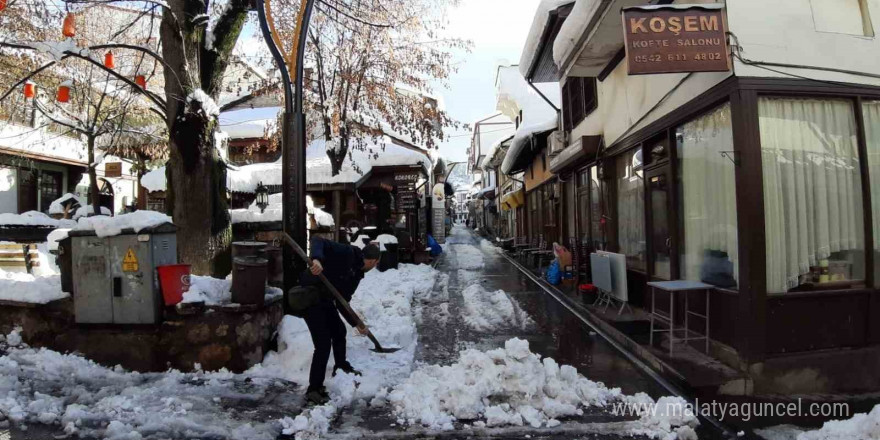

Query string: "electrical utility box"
[[69, 223, 177, 324]]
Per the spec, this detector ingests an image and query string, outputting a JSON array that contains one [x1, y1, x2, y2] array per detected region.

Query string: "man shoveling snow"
[[295, 237, 381, 406]]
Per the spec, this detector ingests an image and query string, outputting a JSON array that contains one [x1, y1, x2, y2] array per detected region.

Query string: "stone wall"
[[0, 297, 283, 373]]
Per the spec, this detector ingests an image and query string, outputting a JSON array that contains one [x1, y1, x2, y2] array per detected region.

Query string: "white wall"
[[728, 0, 880, 87], [568, 0, 880, 148], [0, 167, 17, 214]]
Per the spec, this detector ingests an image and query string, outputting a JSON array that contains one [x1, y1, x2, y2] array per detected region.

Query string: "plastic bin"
[[157, 264, 192, 306]]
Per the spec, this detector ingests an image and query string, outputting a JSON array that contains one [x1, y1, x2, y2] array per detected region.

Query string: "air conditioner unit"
[[548, 130, 566, 157]]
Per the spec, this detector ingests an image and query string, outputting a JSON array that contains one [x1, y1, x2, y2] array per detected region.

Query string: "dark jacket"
[[301, 237, 366, 304]]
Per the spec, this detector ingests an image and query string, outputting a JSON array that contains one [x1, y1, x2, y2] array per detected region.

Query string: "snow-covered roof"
[[0, 123, 86, 165], [230, 194, 335, 228], [496, 65, 561, 175], [479, 135, 513, 170], [219, 107, 279, 140], [519, 0, 575, 78]]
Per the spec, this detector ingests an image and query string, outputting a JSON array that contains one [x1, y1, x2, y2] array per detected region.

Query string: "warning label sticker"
[[122, 248, 139, 272]]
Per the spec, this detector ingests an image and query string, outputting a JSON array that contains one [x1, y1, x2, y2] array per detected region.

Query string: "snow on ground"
[[0, 268, 68, 304], [480, 238, 502, 254], [387, 337, 698, 438], [461, 283, 534, 332], [181, 275, 282, 306], [251, 263, 439, 439], [0, 329, 284, 440], [74, 211, 173, 237], [451, 244, 484, 270], [757, 404, 880, 440]]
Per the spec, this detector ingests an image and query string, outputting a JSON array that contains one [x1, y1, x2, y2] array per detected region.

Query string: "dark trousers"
[[303, 301, 347, 390]]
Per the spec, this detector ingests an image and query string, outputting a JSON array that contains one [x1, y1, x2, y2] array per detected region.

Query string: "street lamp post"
[[255, 0, 315, 291]]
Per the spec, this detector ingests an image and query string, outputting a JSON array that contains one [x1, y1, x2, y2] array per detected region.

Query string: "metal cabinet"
[[70, 223, 177, 324]]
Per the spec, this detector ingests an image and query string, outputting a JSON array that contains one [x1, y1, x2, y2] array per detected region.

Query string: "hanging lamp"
[[104, 51, 115, 69], [62, 12, 76, 38], [23, 81, 35, 99], [57, 81, 72, 103], [134, 75, 147, 89]]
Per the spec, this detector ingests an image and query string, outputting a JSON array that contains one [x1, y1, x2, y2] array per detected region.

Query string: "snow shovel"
[[280, 233, 401, 354]]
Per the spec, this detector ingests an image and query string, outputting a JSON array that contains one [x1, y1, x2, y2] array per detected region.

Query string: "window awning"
[[500, 189, 525, 211], [549, 135, 602, 174]]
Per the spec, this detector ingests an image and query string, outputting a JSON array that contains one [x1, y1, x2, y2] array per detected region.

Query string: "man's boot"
[[305, 386, 330, 405], [332, 362, 362, 377]]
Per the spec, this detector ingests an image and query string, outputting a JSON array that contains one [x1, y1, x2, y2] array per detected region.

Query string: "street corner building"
[[478, 0, 880, 397]]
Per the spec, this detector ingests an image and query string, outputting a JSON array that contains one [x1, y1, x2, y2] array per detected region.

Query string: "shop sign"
[[622, 5, 730, 75], [105, 162, 123, 178]]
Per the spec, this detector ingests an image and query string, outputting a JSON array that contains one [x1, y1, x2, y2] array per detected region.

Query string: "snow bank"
[[0, 211, 70, 227], [141, 167, 166, 192], [461, 283, 534, 332], [74, 210, 173, 237], [388, 338, 698, 437], [48, 193, 85, 215], [0, 268, 68, 304], [73, 205, 113, 219], [781, 404, 880, 440], [0, 328, 286, 439], [182, 275, 282, 305]]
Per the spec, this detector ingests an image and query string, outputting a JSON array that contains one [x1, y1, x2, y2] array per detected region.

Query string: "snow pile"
[[387, 338, 698, 437], [140, 167, 166, 192], [388, 338, 616, 429], [480, 238, 501, 254], [48, 193, 85, 215], [74, 210, 173, 237], [46, 228, 71, 252], [779, 404, 880, 440], [0, 268, 68, 304], [182, 275, 282, 306], [461, 284, 534, 332], [452, 244, 484, 270], [0, 329, 289, 439], [187, 89, 220, 118], [72, 205, 113, 219], [0, 211, 70, 227], [254, 264, 439, 439]]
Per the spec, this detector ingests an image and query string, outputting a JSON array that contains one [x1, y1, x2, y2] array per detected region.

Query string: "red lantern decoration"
[[0, 0, 8, 13], [23, 81, 35, 99], [104, 51, 115, 69], [57, 81, 71, 103], [62, 12, 76, 38], [134, 75, 147, 89]]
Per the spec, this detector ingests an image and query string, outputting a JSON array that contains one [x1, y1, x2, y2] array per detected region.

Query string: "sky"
[[433, 0, 543, 163]]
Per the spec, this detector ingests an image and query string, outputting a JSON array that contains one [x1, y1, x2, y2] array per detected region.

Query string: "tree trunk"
[[87, 136, 101, 217], [167, 121, 232, 277]]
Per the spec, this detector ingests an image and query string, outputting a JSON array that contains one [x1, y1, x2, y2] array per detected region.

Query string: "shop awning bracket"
[[720, 151, 740, 167]]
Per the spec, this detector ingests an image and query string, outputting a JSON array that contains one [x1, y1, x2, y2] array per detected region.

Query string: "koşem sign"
[[622, 5, 730, 75]]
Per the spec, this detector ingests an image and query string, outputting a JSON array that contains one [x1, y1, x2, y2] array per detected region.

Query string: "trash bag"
[[545, 260, 562, 285], [427, 234, 443, 257]]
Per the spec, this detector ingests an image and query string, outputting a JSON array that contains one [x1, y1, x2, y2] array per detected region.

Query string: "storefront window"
[[616, 149, 645, 271], [863, 100, 880, 287], [760, 97, 864, 292], [677, 103, 738, 288]]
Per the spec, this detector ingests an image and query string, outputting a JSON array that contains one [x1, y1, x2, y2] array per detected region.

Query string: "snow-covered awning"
[[500, 115, 559, 175], [479, 135, 513, 171], [519, 0, 575, 80]]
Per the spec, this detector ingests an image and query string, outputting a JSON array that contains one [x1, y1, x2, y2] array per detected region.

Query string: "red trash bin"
[[157, 264, 191, 306]]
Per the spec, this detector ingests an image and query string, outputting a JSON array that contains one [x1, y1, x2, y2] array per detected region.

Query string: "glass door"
[[646, 167, 676, 280]]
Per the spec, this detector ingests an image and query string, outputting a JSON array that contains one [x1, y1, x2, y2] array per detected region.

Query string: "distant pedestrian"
[[300, 237, 381, 405]]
